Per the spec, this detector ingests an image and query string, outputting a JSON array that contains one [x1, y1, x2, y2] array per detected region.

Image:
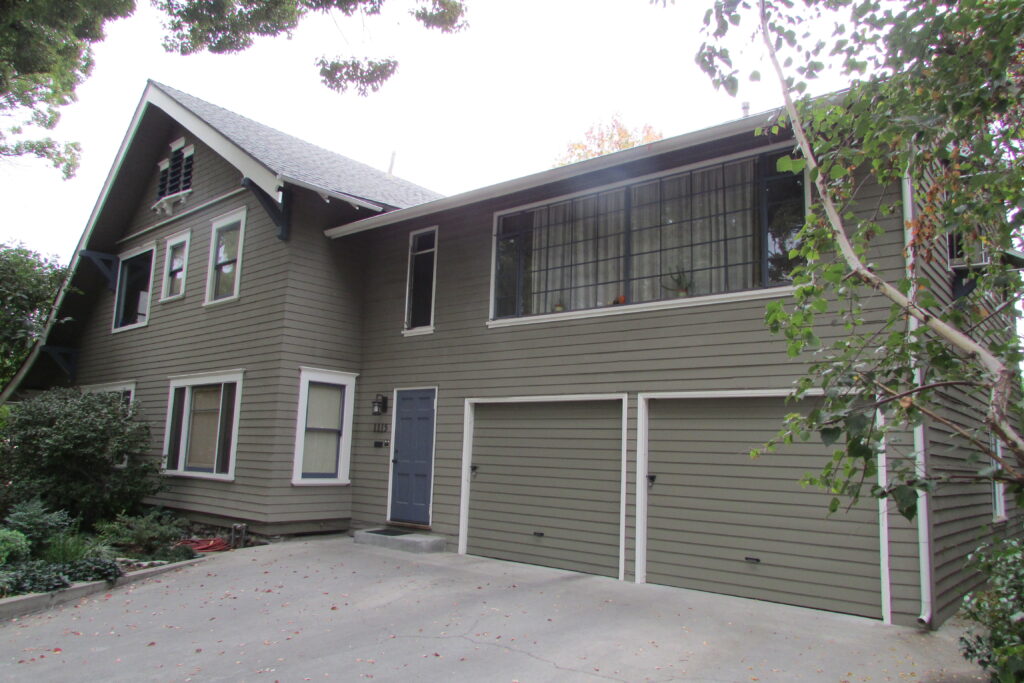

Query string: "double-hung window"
[[205, 209, 246, 304], [160, 230, 191, 301], [492, 151, 804, 319], [404, 227, 437, 334], [164, 371, 243, 480], [292, 368, 357, 485], [113, 244, 155, 331]]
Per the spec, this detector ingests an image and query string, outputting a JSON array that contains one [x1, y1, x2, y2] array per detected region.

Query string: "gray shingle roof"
[[151, 81, 443, 210]]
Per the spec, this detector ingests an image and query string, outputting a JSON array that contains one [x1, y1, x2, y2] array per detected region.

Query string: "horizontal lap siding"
[[351, 167, 913, 614], [468, 402, 621, 577], [73, 139, 355, 528], [647, 398, 881, 618]]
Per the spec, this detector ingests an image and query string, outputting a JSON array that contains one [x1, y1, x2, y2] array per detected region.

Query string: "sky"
[[0, 0, 797, 264]]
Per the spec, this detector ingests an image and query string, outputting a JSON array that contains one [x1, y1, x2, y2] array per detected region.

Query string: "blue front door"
[[389, 389, 435, 525]]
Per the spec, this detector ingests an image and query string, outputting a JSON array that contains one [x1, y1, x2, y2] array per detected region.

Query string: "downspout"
[[902, 172, 934, 628]]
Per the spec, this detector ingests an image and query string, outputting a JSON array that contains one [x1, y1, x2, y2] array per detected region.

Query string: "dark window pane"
[[115, 251, 153, 327], [409, 251, 434, 328], [413, 232, 435, 251]]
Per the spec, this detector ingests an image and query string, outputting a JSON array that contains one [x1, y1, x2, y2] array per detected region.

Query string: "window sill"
[[402, 325, 435, 337], [112, 320, 150, 334], [159, 293, 185, 304], [486, 286, 796, 328], [163, 469, 235, 482], [203, 293, 240, 307], [291, 478, 352, 487]]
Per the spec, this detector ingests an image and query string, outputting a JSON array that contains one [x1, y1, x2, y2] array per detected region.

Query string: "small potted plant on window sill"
[[552, 302, 565, 313], [663, 269, 692, 298]]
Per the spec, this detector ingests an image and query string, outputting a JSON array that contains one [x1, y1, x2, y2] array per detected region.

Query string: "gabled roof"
[[0, 81, 442, 403], [150, 82, 442, 210]]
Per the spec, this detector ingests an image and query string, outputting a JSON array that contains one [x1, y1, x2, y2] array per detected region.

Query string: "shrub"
[[0, 529, 30, 565], [0, 388, 161, 526], [96, 510, 189, 558], [960, 535, 1024, 681], [37, 532, 114, 564], [4, 499, 72, 548], [0, 558, 122, 598]]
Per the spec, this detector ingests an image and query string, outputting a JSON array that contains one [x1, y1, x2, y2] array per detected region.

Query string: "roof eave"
[[323, 109, 783, 239]]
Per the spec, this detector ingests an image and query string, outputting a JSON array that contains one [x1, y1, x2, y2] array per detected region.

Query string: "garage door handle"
[[647, 474, 657, 487]]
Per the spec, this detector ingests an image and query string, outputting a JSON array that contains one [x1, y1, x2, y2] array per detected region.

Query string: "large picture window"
[[292, 368, 357, 485], [164, 371, 243, 480], [493, 152, 803, 319], [205, 209, 246, 304], [113, 245, 155, 331]]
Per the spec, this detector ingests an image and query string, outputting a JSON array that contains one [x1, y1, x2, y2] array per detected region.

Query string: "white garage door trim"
[[636, 389, 892, 624], [459, 393, 629, 581]]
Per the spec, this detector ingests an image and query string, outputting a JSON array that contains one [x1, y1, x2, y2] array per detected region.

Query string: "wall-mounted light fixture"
[[372, 394, 389, 416]]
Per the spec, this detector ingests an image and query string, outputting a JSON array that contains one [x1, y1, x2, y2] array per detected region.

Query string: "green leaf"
[[819, 427, 842, 446]]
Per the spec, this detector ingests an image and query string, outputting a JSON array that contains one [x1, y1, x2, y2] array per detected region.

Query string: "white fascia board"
[[324, 109, 783, 239], [146, 87, 279, 198]]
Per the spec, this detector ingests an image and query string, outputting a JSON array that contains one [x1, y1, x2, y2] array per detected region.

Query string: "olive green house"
[[8, 81, 1017, 629]]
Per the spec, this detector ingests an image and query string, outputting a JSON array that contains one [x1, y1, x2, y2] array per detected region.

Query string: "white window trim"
[[486, 285, 796, 328], [204, 208, 247, 306], [162, 369, 244, 481], [111, 242, 156, 334], [292, 367, 358, 486], [151, 143, 195, 215], [402, 226, 438, 335], [159, 229, 192, 302]]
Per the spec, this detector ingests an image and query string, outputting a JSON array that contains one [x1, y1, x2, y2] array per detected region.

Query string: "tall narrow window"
[[164, 371, 243, 480], [206, 209, 246, 304], [292, 368, 357, 485], [161, 230, 191, 301], [113, 246, 155, 331], [405, 227, 437, 332]]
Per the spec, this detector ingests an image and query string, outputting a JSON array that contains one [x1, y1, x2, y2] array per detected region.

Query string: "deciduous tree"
[[0, 0, 466, 176], [555, 114, 663, 166], [696, 0, 1024, 518], [0, 244, 66, 389]]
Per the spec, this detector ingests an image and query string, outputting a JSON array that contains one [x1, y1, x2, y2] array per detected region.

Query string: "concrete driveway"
[[0, 535, 984, 682]]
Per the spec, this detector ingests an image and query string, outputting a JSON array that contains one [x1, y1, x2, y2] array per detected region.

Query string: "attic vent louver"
[[152, 137, 195, 215]]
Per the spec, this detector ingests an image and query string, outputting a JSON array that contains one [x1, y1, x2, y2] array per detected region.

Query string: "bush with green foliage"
[[0, 529, 30, 565], [960, 535, 1024, 681], [0, 558, 122, 597], [4, 499, 72, 548], [96, 509, 190, 559], [38, 531, 113, 564], [0, 388, 160, 526]]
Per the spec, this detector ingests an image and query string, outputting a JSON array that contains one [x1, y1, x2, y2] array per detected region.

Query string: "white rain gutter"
[[902, 172, 934, 627]]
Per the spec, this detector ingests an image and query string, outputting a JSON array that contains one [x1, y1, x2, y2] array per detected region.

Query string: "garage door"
[[646, 397, 880, 617], [468, 401, 622, 577]]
